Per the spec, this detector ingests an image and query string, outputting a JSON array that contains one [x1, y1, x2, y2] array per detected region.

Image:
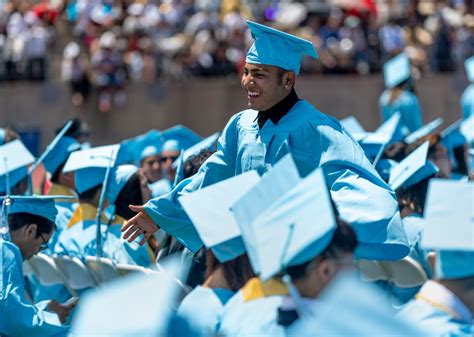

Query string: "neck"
[[439, 279, 474, 313], [203, 266, 231, 290]]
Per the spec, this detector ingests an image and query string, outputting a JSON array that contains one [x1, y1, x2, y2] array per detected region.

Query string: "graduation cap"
[[404, 117, 444, 144], [1, 195, 69, 223], [63, 145, 120, 194], [0, 128, 5, 145], [42, 136, 81, 176], [161, 125, 202, 152], [383, 53, 411, 89], [179, 171, 260, 263], [388, 141, 439, 190], [118, 130, 163, 165], [0, 140, 35, 194], [459, 114, 474, 145], [71, 255, 192, 336], [340, 116, 366, 141], [465, 56, 474, 82], [245, 20, 318, 75], [235, 167, 336, 281], [173, 132, 220, 184], [231, 154, 301, 275], [289, 272, 432, 336], [422, 179, 474, 279], [140, 145, 160, 161], [359, 112, 403, 159]]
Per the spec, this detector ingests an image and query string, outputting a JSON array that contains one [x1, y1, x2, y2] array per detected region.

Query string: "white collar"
[[418, 280, 473, 324]]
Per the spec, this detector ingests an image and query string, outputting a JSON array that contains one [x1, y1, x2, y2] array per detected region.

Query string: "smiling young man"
[[122, 21, 408, 263]]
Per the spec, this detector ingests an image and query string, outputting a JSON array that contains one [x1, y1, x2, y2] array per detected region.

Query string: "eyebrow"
[[244, 67, 270, 73]]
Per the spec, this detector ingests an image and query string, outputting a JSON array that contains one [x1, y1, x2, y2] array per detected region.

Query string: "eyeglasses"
[[159, 156, 179, 163], [39, 233, 49, 251]]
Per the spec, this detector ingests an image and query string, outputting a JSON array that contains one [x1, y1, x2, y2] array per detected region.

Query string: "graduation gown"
[[177, 285, 234, 334], [0, 239, 67, 336], [144, 100, 409, 260], [148, 178, 173, 199], [398, 281, 473, 337], [460, 84, 474, 119], [379, 89, 423, 133], [218, 277, 288, 337]]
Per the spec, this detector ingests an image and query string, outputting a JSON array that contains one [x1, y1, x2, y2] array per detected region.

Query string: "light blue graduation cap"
[[440, 118, 466, 150], [383, 53, 411, 89], [161, 125, 202, 151], [118, 130, 163, 165], [231, 154, 301, 275], [63, 144, 120, 194], [106, 165, 138, 206], [0, 140, 35, 194], [465, 56, 474, 82], [179, 171, 260, 263], [4, 195, 63, 223], [374, 158, 398, 182], [360, 112, 403, 159], [388, 141, 439, 190], [173, 132, 220, 184], [404, 117, 444, 144], [140, 145, 160, 161], [289, 272, 433, 336], [422, 179, 474, 279], [71, 255, 191, 336], [340, 116, 366, 141], [246, 20, 318, 75], [43, 136, 81, 176]]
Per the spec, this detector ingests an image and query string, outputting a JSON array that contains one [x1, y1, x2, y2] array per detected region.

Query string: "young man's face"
[[141, 155, 161, 183], [10, 224, 53, 260], [160, 150, 180, 181], [241, 63, 291, 111]]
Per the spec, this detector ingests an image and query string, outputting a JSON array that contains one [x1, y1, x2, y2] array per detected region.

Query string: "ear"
[[25, 223, 38, 240], [283, 71, 296, 90], [316, 259, 337, 283]]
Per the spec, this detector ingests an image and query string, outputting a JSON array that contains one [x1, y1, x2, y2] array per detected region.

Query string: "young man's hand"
[[121, 205, 158, 245], [47, 298, 78, 324]]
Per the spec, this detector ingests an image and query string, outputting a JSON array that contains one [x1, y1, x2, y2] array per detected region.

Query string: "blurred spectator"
[[61, 41, 91, 106]]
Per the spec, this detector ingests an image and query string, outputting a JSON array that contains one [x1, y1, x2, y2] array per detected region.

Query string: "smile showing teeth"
[[248, 91, 260, 97]]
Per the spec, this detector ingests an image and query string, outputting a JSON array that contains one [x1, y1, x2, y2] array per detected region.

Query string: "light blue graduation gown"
[[398, 281, 473, 337], [379, 89, 423, 133], [460, 84, 474, 119], [144, 100, 409, 260], [149, 178, 173, 199], [177, 286, 234, 334], [0, 239, 68, 336]]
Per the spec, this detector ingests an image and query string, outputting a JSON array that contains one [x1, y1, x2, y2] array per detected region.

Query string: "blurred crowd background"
[[0, 0, 472, 111]]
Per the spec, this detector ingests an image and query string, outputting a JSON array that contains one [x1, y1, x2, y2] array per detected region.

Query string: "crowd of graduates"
[[1, 17, 474, 337]]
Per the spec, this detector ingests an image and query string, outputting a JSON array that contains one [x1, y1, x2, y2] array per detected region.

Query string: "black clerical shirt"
[[256, 89, 300, 129]]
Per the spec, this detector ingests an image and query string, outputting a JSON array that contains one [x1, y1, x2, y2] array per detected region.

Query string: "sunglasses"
[[39, 233, 49, 252], [159, 156, 179, 163]]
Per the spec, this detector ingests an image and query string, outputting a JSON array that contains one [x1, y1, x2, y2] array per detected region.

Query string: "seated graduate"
[[398, 180, 473, 337], [218, 163, 357, 337], [177, 169, 258, 334], [379, 53, 423, 134], [0, 140, 35, 196], [122, 21, 408, 267], [140, 145, 162, 184], [55, 146, 152, 267], [0, 196, 76, 336]]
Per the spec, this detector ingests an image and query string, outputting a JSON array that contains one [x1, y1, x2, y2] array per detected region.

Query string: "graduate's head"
[[205, 251, 255, 292], [44, 136, 81, 190], [160, 140, 181, 181], [51, 162, 76, 190], [406, 134, 452, 178], [285, 219, 357, 298], [114, 170, 147, 220], [140, 146, 161, 183], [182, 149, 215, 180], [5, 196, 58, 260], [242, 21, 318, 111]]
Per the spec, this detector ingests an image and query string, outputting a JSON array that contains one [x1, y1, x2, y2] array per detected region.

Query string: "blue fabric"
[[0, 166, 28, 194], [43, 137, 80, 176], [379, 89, 423, 133], [0, 239, 68, 336], [177, 286, 234, 335], [149, 178, 173, 199], [144, 100, 409, 260], [460, 84, 474, 119], [218, 289, 285, 337], [398, 294, 473, 337]]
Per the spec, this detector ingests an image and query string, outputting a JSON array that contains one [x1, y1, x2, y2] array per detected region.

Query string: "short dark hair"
[[285, 219, 357, 280], [50, 161, 67, 183], [8, 212, 55, 237], [397, 174, 438, 215], [114, 172, 143, 220], [182, 149, 215, 180]]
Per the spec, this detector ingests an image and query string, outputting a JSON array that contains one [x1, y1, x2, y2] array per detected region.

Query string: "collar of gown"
[[256, 88, 300, 129]]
